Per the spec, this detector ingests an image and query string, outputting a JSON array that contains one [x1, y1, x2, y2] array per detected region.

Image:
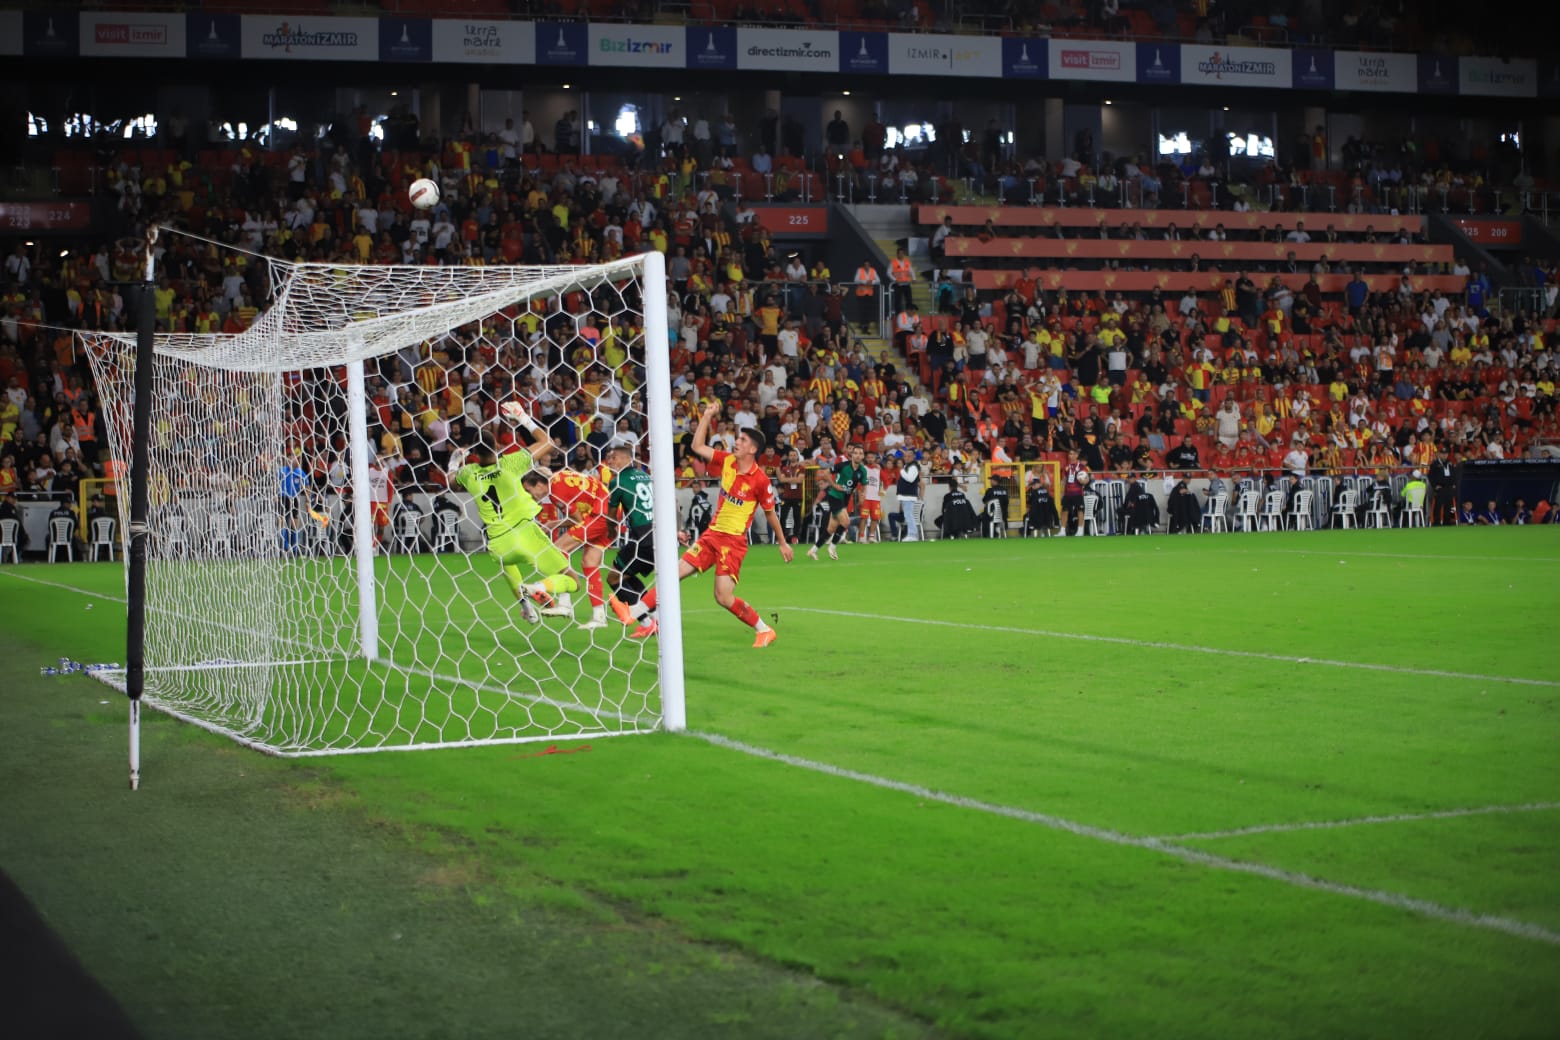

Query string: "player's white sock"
[[754, 619, 772, 633]]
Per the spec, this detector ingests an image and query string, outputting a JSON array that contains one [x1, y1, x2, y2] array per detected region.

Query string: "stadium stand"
[[2, 2, 1557, 552]]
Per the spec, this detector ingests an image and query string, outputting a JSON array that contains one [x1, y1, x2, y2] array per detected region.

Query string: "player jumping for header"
[[445, 402, 580, 625], [520, 464, 612, 630], [630, 402, 793, 647]]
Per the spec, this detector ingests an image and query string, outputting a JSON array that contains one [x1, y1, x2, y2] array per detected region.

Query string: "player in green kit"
[[807, 443, 867, 561], [446, 402, 580, 624], [601, 439, 658, 628]]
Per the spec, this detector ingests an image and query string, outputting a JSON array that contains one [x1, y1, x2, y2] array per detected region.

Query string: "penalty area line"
[[778, 605, 1560, 689], [691, 731, 1560, 948], [1155, 801, 1560, 842]]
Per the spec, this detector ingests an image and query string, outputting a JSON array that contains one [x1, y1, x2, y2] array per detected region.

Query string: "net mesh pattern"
[[81, 256, 666, 755]]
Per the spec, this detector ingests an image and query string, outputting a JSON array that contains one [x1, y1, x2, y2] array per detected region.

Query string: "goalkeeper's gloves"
[[447, 447, 469, 472], [501, 400, 539, 432]]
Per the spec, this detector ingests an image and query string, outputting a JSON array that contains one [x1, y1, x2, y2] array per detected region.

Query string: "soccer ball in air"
[[408, 178, 440, 210]]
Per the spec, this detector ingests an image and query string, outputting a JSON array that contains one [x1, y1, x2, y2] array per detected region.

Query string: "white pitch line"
[[692, 731, 1560, 947], [779, 605, 1560, 688], [1242, 548, 1560, 564], [0, 568, 128, 602], [1157, 801, 1560, 842]]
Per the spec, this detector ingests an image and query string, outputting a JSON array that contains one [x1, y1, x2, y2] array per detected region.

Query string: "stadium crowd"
[[1, 105, 1557, 555]]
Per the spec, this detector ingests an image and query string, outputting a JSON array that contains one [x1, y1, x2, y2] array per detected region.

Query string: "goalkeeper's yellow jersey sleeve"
[[455, 448, 539, 533]]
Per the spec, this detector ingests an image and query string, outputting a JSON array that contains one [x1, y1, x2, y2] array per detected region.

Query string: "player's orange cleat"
[[752, 628, 777, 648], [608, 595, 634, 625], [628, 619, 659, 639]]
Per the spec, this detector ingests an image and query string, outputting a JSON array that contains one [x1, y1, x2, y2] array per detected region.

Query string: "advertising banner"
[[887, 32, 1001, 78], [535, 21, 587, 66], [1001, 37, 1046, 79], [23, 11, 79, 58], [186, 13, 240, 60], [1458, 56, 1537, 97], [80, 11, 185, 58], [737, 28, 838, 73], [588, 23, 683, 69], [1048, 38, 1134, 82], [1135, 42, 1179, 85], [1180, 44, 1291, 88], [431, 20, 533, 64], [1541, 61, 1560, 99], [685, 25, 737, 71], [1416, 54, 1458, 95], [840, 31, 888, 75], [1335, 50, 1415, 92], [1291, 48, 1334, 90], [241, 15, 378, 61], [379, 17, 431, 62]]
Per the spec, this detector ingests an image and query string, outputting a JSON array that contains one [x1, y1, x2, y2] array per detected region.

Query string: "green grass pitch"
[[1, 527, 1558, 1039]]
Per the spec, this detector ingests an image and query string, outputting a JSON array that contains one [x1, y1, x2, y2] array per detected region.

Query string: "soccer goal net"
[[81, 252, 685, 756]]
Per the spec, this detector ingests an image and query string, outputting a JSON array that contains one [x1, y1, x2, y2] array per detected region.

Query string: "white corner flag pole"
[[639, 251, 686, 731]]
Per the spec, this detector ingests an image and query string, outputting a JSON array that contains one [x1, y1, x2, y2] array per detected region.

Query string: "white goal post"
[[81, 251, 685, 757]]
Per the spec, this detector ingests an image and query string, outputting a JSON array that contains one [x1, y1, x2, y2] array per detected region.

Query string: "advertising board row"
[[0, 11, 1551, 98]]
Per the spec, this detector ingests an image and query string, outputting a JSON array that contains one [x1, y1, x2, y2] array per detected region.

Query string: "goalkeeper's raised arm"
[[501, 400, 554, 461]]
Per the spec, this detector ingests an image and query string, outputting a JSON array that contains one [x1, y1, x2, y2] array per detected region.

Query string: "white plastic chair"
[[0, 517, 20, 563], [90, 517, 117, 561], [1400, 485, 1427, 527], [1287, 489, 1314, 531], [985, 498, 1007, 538], [1365, 490, 1392, 529], [1259, 490, 1285, 531], [394, 510, 423, 552], [209, 511, 235, 556], [161, 515, 188, 557], [1331, 489, 1358, 529], [1080, 493, 1100, 536], [1203, 492, 1229, 533], [48, 516, 76, 562], [1235, 490, 1260, 532], [433, 510, 462, 553]]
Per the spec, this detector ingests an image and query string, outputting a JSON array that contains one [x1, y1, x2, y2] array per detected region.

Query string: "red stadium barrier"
[[917, 206, 1425, 236], [941, 238, 1453, 266], [967, 270, 1466, 294]]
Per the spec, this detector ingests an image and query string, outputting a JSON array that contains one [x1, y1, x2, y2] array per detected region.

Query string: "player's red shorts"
[[861, 500, 882, 522], [567, 517, 612, 548], [682, 529, 749, 580], [372, 502, 391, 527]]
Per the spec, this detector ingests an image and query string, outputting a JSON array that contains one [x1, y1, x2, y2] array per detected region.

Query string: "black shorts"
[[617, 525, 655, 578], [824, 494, 852, 517]]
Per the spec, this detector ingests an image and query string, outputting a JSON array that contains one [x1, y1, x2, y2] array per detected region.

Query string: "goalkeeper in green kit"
[[602, 438, 658, 628], [446, 401, 580, 625]]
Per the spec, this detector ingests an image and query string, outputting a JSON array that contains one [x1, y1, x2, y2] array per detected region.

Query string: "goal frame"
[[104, 247, 683, 784]]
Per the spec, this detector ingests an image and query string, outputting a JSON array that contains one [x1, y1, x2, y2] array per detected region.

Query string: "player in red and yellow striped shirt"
[[522, 466, 613, 630], [632, 402, 794, 647]]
